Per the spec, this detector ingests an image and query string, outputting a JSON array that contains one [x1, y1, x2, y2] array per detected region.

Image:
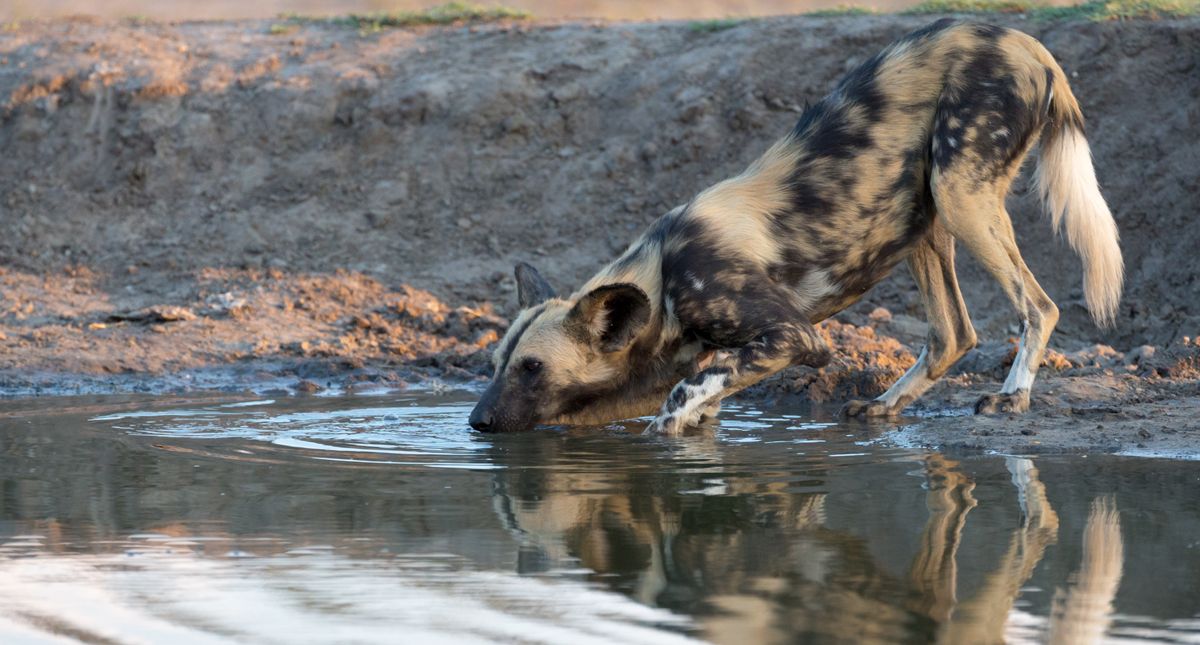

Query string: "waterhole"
[[1, 392, 1197, 643]]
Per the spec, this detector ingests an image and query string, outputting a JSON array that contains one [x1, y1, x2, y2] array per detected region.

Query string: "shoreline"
[[5, 365, 1196, 458]]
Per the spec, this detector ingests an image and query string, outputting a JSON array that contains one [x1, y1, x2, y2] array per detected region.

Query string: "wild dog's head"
[[468, 262, 653, 433]]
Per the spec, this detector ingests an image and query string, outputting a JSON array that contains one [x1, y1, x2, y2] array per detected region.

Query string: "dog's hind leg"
[[647, 286, 832, 435], [934, 177, 1059, 415], [843, 222, 978, 418]]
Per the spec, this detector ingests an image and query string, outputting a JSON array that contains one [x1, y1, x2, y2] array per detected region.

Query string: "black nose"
[[469, 407, 494, 432]]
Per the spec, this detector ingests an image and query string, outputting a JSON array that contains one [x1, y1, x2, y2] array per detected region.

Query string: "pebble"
[[1127, 344, 1156, 365], [294, 379, 323, 394]]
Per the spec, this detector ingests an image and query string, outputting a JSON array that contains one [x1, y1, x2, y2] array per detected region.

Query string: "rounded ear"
[[515, 262, 555, 309], [565, 283, 651, 353]]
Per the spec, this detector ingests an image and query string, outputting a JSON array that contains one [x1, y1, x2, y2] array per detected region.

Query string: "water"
[[1, 392, 1199, 644]]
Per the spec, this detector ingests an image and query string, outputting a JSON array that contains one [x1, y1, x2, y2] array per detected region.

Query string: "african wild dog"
[[469, 19, 1123, 434]]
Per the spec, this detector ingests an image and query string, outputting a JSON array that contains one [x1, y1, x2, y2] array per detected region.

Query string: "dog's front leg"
[[646, 322, 830, 435]]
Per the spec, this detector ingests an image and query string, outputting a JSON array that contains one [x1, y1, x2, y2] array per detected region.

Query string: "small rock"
[[456, 217, 472, 229], [867, 307, 893, 324], [108, 305, 197, 324], [294, 380, 323, 394], [883, 313, 929, 341], [364, 211, 386, 229], [1127, 344, 1156, 365], [951, 341, 1016, 376], [1138, 428, 1152, 439], [207, 292, 248, 315], [500, 113, 535, 136], [1068, 344, 1125, 369]]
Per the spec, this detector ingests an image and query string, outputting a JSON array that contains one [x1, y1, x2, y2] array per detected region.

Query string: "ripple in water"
[[87, 395, 902, 473], [91, 394, 498, 470]]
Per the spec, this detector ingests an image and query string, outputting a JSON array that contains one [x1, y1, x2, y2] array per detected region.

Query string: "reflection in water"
[[938, 458, 1060, 644], [1049, 497, 1124, 645], [489, 440, 1128, 644], [0, 394, 1195, 644]]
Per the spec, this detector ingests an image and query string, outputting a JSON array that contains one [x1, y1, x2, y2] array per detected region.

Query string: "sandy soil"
[[1, 15, 1197, 452], [4, 0, 920, 22]]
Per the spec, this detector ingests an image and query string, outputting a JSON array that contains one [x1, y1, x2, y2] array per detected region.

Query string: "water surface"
[[1, 392, 1198, 643]]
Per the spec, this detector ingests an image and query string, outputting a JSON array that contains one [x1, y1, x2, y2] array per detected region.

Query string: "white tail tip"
[[1035, 127, 1124, 327]]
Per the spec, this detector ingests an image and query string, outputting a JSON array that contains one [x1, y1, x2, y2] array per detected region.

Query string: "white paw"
[[645, 408, 703, 436], [649, 371, 730, 435], [645, 412, 683, 436]]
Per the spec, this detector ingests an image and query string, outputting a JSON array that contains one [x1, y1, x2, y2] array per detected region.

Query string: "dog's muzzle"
[[468, 404, 495, 432]]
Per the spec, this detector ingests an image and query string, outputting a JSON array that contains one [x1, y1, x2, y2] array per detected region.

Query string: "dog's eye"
[[521, 358, 543, 374]]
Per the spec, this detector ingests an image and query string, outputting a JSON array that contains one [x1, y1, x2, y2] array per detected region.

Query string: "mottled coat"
[[470, 19, 1122, 434]]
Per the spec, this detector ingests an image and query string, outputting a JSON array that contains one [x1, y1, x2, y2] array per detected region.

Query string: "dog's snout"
[[469, 406, 494, 432]]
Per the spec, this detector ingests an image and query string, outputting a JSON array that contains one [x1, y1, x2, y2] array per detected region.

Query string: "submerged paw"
[[840, 399, 896, 419], [646, 403, 713, 435], [974, 391, 1031, 415], [646, 413, 684, 436]]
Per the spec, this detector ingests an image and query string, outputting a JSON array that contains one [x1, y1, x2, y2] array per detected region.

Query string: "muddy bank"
[[1, 15, 1198, 452], [3, 263, 1197, 455], [0, 266, 504, 395], [2, 15, 1198, 345]]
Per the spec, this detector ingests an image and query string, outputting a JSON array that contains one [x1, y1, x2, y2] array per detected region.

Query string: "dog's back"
[[653, 20, 1091, 324]]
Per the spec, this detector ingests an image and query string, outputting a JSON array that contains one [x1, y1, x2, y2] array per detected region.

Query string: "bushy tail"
[[1034, 71, 1123, 327]]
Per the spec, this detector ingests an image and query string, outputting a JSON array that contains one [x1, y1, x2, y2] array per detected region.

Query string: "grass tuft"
[[905, 0, 1039, 13], [805, 5, 876, 16], [1038, 0, 1200, 20], [905, 0, 1200, 19], [285, 2, 531, 32], [687, 18, 748, 33]]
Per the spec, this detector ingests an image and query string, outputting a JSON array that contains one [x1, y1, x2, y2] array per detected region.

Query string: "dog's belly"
[[791, 193, 932, 323], [806, 285, 879, 324], [804, 286, 868, 324], [801, 248, 918, 324]]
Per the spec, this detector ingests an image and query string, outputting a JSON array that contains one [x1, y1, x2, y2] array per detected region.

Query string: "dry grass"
[[284, 2, 531, 32], [905, 0, 1200, 19]]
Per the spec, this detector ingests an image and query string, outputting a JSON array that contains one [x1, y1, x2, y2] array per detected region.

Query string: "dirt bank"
[[1, 15, 1198, 452]]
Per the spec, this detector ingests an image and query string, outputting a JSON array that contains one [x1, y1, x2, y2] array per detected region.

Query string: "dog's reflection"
[[491, 442, 1124, 644], [1049, 497, 1124, 644]]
